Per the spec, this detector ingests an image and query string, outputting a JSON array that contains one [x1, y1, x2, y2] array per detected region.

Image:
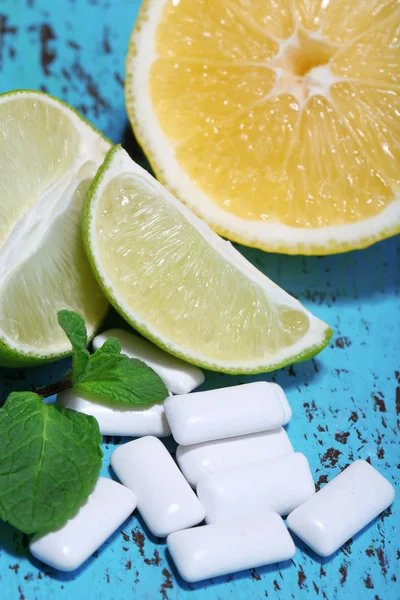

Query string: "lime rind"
[[0, 90, 110, 367], [83, 145, 332, 374], [0, 89, 112, 148]]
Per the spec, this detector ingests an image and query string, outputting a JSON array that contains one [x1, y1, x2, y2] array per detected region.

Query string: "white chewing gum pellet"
[[197, 453, 314, 523], [93, 329, 204, 394], [56, 389, 171, 437], [164, 382, 292, 445], [111, 436, 205, 537], [167, 512, 296, 582], [287, 460, 395, 557], [29, 478, 136, 571], [177, 428, 294, 487]]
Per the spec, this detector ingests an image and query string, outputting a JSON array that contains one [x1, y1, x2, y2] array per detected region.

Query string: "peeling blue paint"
[[0, 1, 399, 599]]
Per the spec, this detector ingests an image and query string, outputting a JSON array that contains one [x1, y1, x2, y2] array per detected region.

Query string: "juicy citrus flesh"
[[0, 92, 109, 362], [87, 147, 331, 371], [137, 0, 400, 238]]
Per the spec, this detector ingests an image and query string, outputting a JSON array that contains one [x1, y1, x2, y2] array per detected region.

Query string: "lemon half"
[[126, 0, 400, 254]]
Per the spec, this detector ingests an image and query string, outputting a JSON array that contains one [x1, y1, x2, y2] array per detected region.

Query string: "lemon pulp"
[[127, 0, 400, 253]]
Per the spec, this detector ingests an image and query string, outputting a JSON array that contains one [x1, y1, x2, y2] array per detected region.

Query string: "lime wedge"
[[83, 145, 332, 373], [0, 90, 110, 366]]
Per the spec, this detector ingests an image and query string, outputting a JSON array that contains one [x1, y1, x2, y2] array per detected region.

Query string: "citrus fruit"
[[0, 90, 110, 367], [83, 145, 331, 374], [126, 0, 400, 255]]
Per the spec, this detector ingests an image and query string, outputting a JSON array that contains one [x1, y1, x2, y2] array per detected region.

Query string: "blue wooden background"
[[0, 1, 399, 599]]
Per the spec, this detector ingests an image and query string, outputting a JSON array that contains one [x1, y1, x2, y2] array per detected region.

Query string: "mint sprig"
[[0, 311, 168, 536], [58, 310, 168, 406], [57, 310, 90, 384], [0, 392, 103, 535]]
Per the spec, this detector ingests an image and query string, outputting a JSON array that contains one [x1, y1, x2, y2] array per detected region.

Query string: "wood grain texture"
[[0, 1, 398, 598]]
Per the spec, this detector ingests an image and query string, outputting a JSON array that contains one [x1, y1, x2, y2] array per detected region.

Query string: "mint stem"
[[33, 377, 73, 399]]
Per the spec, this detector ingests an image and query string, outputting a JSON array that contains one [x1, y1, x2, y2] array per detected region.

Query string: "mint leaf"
[[75, 352, 168, 406], [57, 310, 90, 384], [0, 392, 103, 535], [55, 311, 167, 407], [57, 310, 87, 350], [96, 337, 122, 355]]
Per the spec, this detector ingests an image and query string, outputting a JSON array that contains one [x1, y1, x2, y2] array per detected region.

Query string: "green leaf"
[[57, 310, 87, 350], [96, 337, 122, 355], [57, 310, 90, 384], [0, 392, 103, 535], [75, 352, 168, 407]]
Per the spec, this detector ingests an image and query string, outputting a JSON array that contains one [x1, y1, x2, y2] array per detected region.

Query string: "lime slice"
[[83, 145, 332, 373], [0, 90, 110, 366]]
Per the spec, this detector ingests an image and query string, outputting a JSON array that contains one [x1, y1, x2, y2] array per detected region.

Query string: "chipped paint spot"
[[372, 392, 387, 413], [376, 548, 388, 577], [321, 447, 342, 467], [335, 431, 350, 445], [9, 563, 20, 574], [144, 550, 161, 567], [0, 15, 17, 69], [298, 565, 307, 589], [160, 568, 173, 599], [339, 564, 348, 585], [335, 337, 352, 349], [250, 568, 261, 581], [364, 574, 374, 589], [131, 528, 145, 557], [39, 23, 56, 75], [315, 473, 328, 491], [121, 531, 130, 543]]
